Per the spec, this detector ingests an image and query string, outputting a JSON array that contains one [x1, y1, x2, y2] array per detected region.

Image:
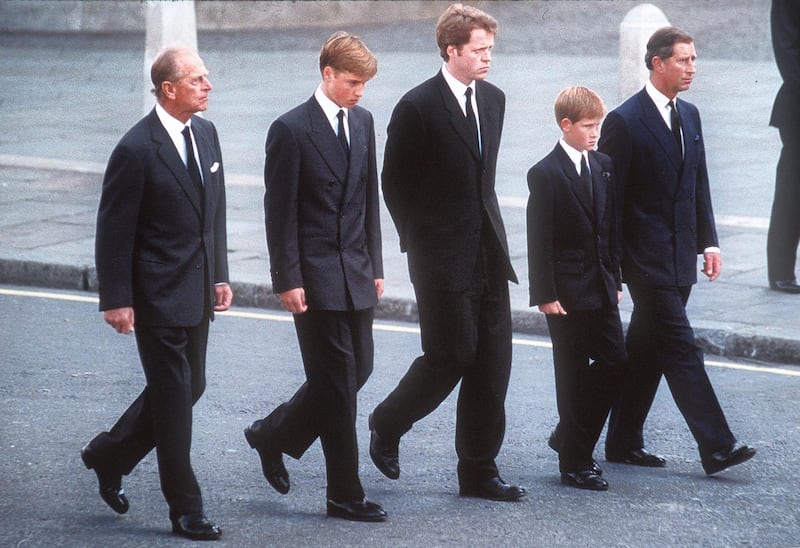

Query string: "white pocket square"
[[210, 162, 220, 173]]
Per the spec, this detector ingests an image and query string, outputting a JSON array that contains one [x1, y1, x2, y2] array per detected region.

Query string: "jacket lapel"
[[588, 151, 607, 223], [149, 111, 204, 218], [305, 98, 349, 184], [436, 72, 481, 162], [637, 90, 683, 172], [341, 107, 368, 203], [555, 145, 593, 217]]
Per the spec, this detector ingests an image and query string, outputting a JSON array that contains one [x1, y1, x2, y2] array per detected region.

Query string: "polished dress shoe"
[[368, 413, 399, 480], [561, 469, 609, 491], [244, 426, 289, 494], [606, 448, 666, 467], [327, 497, 387, 522], [548, 430, 603, 475], [459, 477, 526, 501], [171, 514, 222, 541], [80, 443, 129, 514], [769, 279, 800, 294], [702, 442, 756, 475]]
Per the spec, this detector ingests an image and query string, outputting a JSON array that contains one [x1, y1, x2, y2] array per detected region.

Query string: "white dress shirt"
[[314, 85, 349, 145]]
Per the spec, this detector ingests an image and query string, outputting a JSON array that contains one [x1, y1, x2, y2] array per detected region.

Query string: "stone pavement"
[[1, 13, 799, 365]]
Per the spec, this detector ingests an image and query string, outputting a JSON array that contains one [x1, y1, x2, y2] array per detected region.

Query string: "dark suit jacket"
[[95, 109, 229, 326], [598, 88, 718, 288], [770, 0, 800, 129], [527, 145, 621, 311], [382, 71, 516, 290], [264, 97, 383, 311]]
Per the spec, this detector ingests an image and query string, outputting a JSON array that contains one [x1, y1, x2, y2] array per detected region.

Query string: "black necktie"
[[464, 87, 480, 152], [668, 100, 683, 157], [182, 126, 203, 193], [337, 109, 349, 157], [580, 154, 593, 206]]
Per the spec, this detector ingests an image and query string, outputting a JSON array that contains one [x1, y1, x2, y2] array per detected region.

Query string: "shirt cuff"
[[703, 247, 721, 254]]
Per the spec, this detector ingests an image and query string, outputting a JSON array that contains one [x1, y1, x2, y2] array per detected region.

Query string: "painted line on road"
[[3, 287, 797, 376]]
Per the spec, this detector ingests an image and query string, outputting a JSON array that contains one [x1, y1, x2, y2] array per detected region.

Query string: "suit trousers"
[[767, 124, 800, 282], [606, 284, 735, 457], [250, 308, 373, 501], [372, 238, 512, 484], [89, 320, 210, 519], [546, 307, 625, 472]]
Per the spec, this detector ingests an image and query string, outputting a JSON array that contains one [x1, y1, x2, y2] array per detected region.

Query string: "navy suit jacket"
[[95, 109, 229, 326], [599, 88, 718, 288], [770, 0, 800, 129], [264, 97, 383, 311], [527, 145, 621, 311], [382, 71, 516, 290]]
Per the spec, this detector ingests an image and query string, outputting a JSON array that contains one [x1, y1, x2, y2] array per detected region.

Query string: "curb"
[[2, 258, 799, 366]]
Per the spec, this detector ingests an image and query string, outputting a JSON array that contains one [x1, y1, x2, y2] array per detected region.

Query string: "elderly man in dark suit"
[[368, 3, 525, 502], [82, 47, 232, 540], [243, 32, 385, 523], [767, 0, 800, 293], [598, 27, 755, 475]]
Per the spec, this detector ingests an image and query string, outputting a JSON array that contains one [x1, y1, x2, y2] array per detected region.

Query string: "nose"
[[202, 76, 213, 91]]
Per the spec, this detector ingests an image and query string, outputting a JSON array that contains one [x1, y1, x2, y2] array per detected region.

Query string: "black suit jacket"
[[527, 145, 621, 311], [770, 0, 800, 129], [95, 109, 229, 326], [382, 71, 516, 290], [264, 97, 383, 311], [598, 88, 718, 288]]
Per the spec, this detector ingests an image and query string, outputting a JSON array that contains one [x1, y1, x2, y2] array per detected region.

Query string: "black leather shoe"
[[606, 448, 666, 467], [81, 443, 129, 514], [769, 279, 800, 294], [702, 442, 756, 475], [327, 498, 387, 522], [244, 425, 289, 494], [171, 514, 222, 541], [548, 429, 603, 475], [459, 477, 526, 501], [561, 469, 609, 491], [368, 413, 400, 480]]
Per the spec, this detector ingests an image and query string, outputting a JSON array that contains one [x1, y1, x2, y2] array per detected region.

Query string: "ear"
[[161, 81, 176, 100], [322, 66, 335, 81], [446, 44, 458, 59], [559, 118, 572, 133]]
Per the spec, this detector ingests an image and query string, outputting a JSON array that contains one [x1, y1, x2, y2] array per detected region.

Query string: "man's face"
[[446, 28, 494, 85], [167, 52, 213, 121], [561, 117, 602, 153], [322, 67, 369, 109], [655, 41, 697, 97]]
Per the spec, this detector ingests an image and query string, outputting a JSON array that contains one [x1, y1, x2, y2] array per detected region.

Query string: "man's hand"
[[104, 307, 135, 334], [702, 251, 722, 281], [279, 287, 307, 314], [214, 283, 233, 312], [538, 300, 567, 315], [374, 278, 384, 299]]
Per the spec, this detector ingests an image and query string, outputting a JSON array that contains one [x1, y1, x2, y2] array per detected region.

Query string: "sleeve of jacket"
[[264, 119, 303, 293], [526, 165, 558, 306], [381, 98, 425, 252], [210, 122, 230, 285], [95, 143, 145, 312], [692, 112, 719, 251], [365, 111, 384, 279]]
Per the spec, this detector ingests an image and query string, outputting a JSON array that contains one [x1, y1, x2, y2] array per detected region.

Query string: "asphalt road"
[[1, 285, 798, 547]]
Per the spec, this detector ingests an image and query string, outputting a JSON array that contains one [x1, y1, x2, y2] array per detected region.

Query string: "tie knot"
[[668, 100, 676, 110], [337, 109, 345, 121], [465, 87, 473, 100]]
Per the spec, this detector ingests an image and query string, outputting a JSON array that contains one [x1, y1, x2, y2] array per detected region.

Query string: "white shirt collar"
[[155, 103, 194, 166], [645, 80, 676, 127], [559, 138, 588, 174], [441, 63, 476, 115], [314, 85, 348, 134]]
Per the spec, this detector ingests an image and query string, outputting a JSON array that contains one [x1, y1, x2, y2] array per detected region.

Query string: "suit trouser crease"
[[547, 308, 624, 472], [767, 125, 800, 282], [606, 284, 735, 456], [254, 308, 373, 501], [372, 238, 512, 482], [92, 320, 210, 518]]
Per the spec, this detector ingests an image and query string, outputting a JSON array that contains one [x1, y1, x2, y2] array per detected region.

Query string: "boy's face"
[[560, 117, 602, 152]]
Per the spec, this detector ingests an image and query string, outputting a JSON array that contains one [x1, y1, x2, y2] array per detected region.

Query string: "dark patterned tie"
[[182, 125, 203, 193], [337, 109, 349, 157], [464, 87, 480, 152], [668, 100, 683, 157], [580, 154, 593, 206]]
